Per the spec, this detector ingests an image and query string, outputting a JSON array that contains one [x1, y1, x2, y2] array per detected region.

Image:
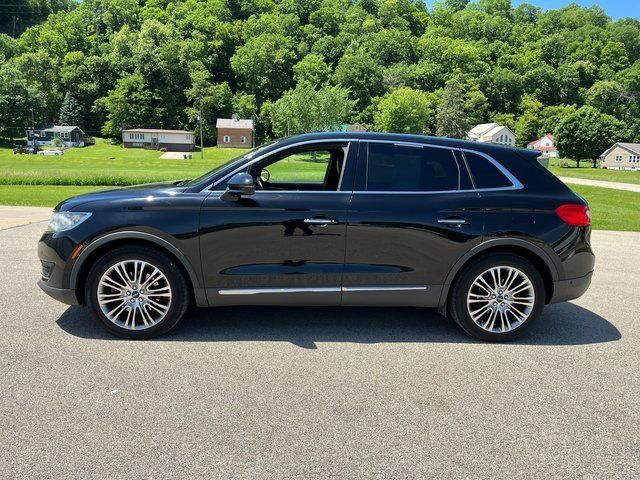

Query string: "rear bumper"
[[37, 280, 78, 305], [549, 271, 593, 304]]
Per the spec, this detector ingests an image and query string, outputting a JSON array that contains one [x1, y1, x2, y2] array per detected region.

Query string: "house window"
[[223, 135, 230, 143], [39, 131, 46, 138], [61, 132, 69, 139], [630, 155, 639, 163], [615, 155, 623, 162], [240, 136, 246, 143]]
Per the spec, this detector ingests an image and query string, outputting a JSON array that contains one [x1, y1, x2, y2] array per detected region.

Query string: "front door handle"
[[437, 218, 468, 227], [303, 218, 337, 226]]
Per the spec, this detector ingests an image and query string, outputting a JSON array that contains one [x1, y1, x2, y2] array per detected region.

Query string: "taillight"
[[555, 204, 591, 227]]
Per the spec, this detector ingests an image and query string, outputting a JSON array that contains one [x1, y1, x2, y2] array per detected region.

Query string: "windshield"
[[188, 140, 280, 187]]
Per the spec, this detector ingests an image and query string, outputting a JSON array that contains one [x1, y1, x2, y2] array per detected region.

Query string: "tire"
[[448, 254, 545, 342], [85, 245, 190, 339]]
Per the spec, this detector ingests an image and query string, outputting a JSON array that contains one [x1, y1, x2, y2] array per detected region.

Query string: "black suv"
[[38, 133, 594, 341]]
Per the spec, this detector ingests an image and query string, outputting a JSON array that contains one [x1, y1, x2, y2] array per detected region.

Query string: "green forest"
[[1, 0, 639, 158]]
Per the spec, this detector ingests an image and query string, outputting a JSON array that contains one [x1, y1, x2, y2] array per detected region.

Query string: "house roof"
[[216, 118, 254, 129], [30, 125, 84, 134], [122, 128, 193, 134], [468, 123, 498, 137], [468, 123, 515, 140], [600, 142, 640, 157]]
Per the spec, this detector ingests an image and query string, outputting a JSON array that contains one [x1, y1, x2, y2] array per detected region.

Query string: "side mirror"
[[225, 172, 255, 197]]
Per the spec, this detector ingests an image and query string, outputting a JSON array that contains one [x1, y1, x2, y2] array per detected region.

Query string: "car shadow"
[[56, 302, 621, 349]]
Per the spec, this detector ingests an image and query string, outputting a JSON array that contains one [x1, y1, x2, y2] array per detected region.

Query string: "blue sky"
[[424, 1, 639, 20]]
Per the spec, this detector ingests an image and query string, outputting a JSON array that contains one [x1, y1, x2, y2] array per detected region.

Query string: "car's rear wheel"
[[86, 246, 189, 339], [449, 254, 545, 341]]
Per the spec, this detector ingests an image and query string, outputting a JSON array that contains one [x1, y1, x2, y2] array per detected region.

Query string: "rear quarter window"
[[463, 151, 514, 189]]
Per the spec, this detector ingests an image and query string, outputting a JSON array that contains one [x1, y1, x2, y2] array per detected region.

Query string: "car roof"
[[277, 132, 537, 158]]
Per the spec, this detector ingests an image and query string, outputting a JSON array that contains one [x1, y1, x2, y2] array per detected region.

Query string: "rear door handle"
[[304, 218, 337, 226], [438, 218, 468, 227]]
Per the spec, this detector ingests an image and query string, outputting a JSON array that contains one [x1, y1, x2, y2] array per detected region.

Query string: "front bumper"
[[549, 271, 593, 304], [37, 280, 78, 305]]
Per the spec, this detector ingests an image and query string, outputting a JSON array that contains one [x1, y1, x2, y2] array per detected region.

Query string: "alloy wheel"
[[97, 260, 172, 330], [466, 266, 535, 333]]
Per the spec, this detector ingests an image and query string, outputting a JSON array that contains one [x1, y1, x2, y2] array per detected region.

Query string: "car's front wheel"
[[86, 246, 189, 339], [449, 254, 545, 341]]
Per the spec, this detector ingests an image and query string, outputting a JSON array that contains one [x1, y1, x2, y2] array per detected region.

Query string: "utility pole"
[[30, 108, 35, 148], [199, 109, 204, 160], [251, 113, 256, 148], [11, 17, 18, 38]]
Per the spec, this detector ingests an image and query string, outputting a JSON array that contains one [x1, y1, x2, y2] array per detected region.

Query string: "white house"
[[122, 128, 195, 152], [527, 134, 559, 158], [467, 123, 516, 146]]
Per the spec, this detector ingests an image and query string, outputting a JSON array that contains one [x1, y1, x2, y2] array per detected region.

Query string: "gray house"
[[26, 126, 85, 147]]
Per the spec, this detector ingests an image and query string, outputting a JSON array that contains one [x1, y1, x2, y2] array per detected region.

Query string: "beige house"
[[467, 123, 516, 146], [600, 143, 640, 170]]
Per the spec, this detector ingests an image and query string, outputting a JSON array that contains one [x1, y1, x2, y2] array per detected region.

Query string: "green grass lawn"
[[0, 185, 109, 207], [569, 185, 640, 232], [548, 158, 640, 185], [0, 138, 247, 186]]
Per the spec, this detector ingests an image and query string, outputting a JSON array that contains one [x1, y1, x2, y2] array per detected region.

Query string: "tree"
[[269, 83, 355, 137], [230, 33, 298, 102], [184, 63, 233, 144], [0, 64, 41, 142], [232, 92, 257, 119], [334, 49, 384, 110], [514, 95, 543, 146], [59, 92, 82, 126], [94, 73, 161, 138], [585, 80, 625, 116], [555, 106, 629, 168], [374, 87, 439, 134], [538, 104, 577, 138], [436, 79, 468, 138], [293, 53, 332, 87]]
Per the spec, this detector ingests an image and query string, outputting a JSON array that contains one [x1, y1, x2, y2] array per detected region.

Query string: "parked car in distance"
[[23, 146, 40, 155], [37, 132, 594, 341], [13, 145, 26, 154], [37, 149, 64, 156]]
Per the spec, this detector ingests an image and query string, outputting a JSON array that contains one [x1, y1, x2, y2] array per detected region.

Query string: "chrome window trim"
[[202, 138, 524, 194]]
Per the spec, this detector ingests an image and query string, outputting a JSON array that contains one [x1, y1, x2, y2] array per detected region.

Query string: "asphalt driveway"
[[0, 223, 638, 479]]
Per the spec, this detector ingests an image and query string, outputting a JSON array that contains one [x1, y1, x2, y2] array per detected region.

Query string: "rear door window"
[[365, 143, 460, 192], [463, 151, 513, 189]]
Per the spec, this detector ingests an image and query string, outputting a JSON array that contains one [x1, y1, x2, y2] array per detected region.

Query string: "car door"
[[342, 140, 484, 307], [199, 140, 357, 306]]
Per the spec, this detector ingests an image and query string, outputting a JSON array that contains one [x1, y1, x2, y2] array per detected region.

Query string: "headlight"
[[47, 212, 92, 233]]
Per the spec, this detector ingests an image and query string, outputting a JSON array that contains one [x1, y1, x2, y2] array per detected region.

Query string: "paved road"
[[1, 223, 638, 479], [558, 176, 640, 192]]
